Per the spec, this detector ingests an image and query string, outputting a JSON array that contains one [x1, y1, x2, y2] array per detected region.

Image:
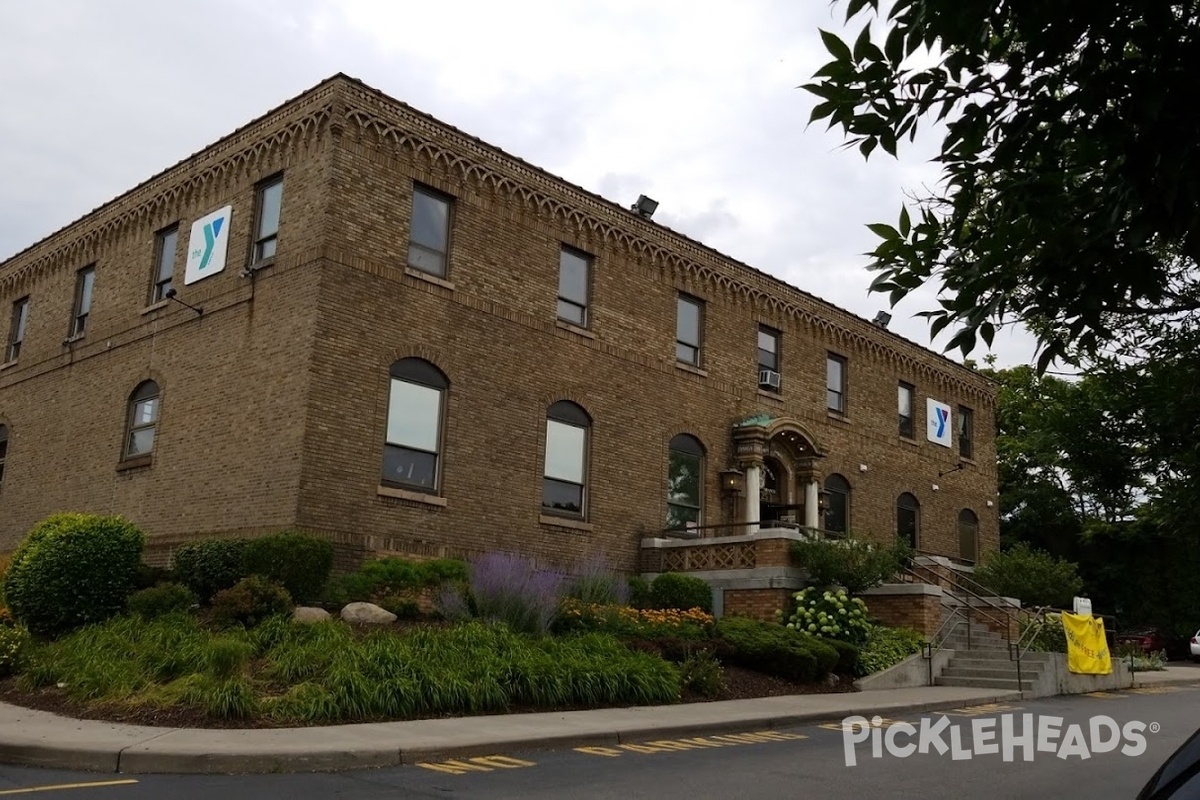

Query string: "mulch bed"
[[0, 665, 855, 731]]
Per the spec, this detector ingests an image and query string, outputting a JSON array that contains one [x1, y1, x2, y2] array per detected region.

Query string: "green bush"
[[781, 587, 872, 644], [0, 625, 29, 677], [172, 539, 249, 602], [789, 536, 913, 594], [326, 557, 467, 608], [628, 576, 652, 610], [679, 650, 724, 698], [127, 583, 197, 619], [1022, 612, 1067, 653], [133, 564, 175, 591], [211, 576, 292, 628], [242, 531, 334, 604], [3, 513, 146, 637], [648, 573, 713, 613], [854, 625, 926, 677], [822, 637, 860, 674], [974, 543, 1084, 608], [716, 617, 831, 683]]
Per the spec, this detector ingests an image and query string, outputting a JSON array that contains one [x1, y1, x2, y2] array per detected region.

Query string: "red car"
[[1115, 628, 1170, 655]]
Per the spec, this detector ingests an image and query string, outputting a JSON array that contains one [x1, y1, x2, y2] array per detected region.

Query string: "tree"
[[806, 1, 1200, 367]]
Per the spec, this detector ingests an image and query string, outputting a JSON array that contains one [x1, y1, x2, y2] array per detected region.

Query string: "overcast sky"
[[0, 0, 1038, 367]]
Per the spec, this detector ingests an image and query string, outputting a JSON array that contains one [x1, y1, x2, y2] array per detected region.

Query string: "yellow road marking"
[[574, 730, 807, 758], [417, 755, 535, 775], [1085, 691, 1119, 698], [0, 780, 139, 796], [818, 717, 900, 732], [1128, 686, 1180, 695], [944, 703, 1021, 716]]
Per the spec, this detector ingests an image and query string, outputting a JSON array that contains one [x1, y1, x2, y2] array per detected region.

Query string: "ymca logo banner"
[[926, 399, 952, 447], [184, 205, 233, 285]]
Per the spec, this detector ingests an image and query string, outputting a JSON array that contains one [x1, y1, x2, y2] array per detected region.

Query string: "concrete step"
[[948, 657, 1043, 671], [942, 649, 1053, 662], [941, 666, 1042, 681], [942, 640, 1009, 653], [936, 676, 1036, 691]]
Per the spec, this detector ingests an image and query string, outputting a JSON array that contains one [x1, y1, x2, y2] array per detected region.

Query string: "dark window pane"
[[667, 503, 701, 530], [547, 401, 590, 426], [411, 188, 450, 252], [258, 180, 283, 239], [825, 490, 848, 534], [757, 347, 777, 371], [958, 407, 974, 459], [668, 434, 705, 457], [958, 512, 978, 563], [558, 249, 589, 306], [256, 236, 277, 262], [542, 478, 583, 514], [668, 450, 702, 508], [897, 494, 919, 548], [557, 299, 586, 326], [382, 444, 438, 489], [389, 357, 449, 389]]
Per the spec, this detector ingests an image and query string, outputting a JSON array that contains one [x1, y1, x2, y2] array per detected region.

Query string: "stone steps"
[[936, 676, 1036, 691]]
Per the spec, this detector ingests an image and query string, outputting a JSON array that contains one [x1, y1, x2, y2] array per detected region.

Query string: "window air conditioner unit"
[[759, 369, 781, 390]]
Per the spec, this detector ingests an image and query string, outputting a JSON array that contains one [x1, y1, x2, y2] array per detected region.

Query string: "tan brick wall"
[[864, 593, 942, 637], [724, 588, 792, 622], [0, 76, 1000, 573]]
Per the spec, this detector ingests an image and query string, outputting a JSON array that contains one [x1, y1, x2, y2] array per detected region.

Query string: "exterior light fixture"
[[631, 194, 659, 220], [719, 467, 744, 496], [872, 311, 892, 328]]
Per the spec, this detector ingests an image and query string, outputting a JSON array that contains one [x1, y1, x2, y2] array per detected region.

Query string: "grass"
[[17, 613, 680, 723]]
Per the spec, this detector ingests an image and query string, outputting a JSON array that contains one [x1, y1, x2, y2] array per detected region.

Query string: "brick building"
[[0, 75, 998, 577]]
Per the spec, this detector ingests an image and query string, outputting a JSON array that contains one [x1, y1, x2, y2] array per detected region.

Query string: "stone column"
[[744, 464, 761, 535], [804, 480, 820, 530]]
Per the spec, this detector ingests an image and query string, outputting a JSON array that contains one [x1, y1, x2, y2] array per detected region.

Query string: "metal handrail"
[[904, 562, 1015, 627], [923, 610, 969, 686]]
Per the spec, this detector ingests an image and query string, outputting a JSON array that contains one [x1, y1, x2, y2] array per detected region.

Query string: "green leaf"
[[866, 222, 901, 240], [853, 23, 872, 63], [899, 205, 911, 237], [819, 29, 853, 63]]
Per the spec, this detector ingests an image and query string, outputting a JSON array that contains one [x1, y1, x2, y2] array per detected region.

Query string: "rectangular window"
[[253, 176, 283, 262], [69, 266, 95, 339], [958, 405, 974, 460], [557, 246, 591, 327], [898, 382, 915, 438], [826, 353, 847, 414], [382, 378, 443, 490], [7, 297, 29, 362], [407, 184, 452, 277], [676, 294, 704, 365], [152, 225, 178, 303], [757, 326, 781, 391]]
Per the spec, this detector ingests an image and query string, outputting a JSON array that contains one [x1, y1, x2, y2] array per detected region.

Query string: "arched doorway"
[[731, 414, 826, 531]]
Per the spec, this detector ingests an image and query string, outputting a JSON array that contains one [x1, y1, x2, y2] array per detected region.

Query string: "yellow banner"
[[1062, 612, 1112, 675]]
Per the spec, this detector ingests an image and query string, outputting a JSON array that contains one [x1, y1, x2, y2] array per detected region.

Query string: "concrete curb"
[[0, 690, 1024, 775]]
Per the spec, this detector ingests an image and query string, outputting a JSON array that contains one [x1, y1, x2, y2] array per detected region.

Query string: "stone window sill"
[[757, 388, 783, 402], [675, 362, 708, 378], [539, 513, 594, 532], [899, 435, 920, 446], [826, 411, 851, 425], [140, 299, 172, 316], [377, 485, 447, 507], [116, 454, 153, 472], [0, 360, 17, 372], [959, 456, 977, 467], [404, 267, 455, 291], [555, 320, 596, 340], [63, 334, 85, 346]]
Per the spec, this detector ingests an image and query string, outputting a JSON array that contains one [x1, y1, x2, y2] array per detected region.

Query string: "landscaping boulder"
[[292, 606, 332, 624], [341, 602, 397, 625]]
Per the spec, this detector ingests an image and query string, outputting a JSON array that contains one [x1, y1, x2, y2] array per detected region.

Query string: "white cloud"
[[0, 0, 1039, 367]]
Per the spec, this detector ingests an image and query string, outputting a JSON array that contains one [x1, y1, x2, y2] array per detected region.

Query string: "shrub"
[[648, 573, 713, 613], [716, 617, 830, 683], [556, 600, 715, 640], [243, 532, 334, 604], [211, 576, 292, 628], [628, 576, 652, 610], [458, 552, 565, 635], [974, 543, 1084, 608], [133, 563, 174, 592], [781, 587, 871, 644], [3, 513, 146, 637], [823, 637, 860, 675], [789, 536, 913, 594], [679, 650, 724, 698], [328, 556, 468, 608], [0, 625, 29, 677], [172, 539, 249, 602], [1023, 613, 1067, 653], [854, 625, 926, 677], [128, 583, 197, 619], [564, 556, 629, 606]]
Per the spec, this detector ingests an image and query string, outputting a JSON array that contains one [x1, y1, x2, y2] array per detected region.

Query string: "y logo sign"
[[926, 399, 952, 447], [184, 205, 233, 286]]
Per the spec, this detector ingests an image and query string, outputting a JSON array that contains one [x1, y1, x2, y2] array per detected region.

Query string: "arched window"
[[824, 474, 851, 536], [125, 381, 160, 458], [666, 434, 705, 530], [958, 509, 979, 564], [0, 424, 8, 485], [897, 492, 920, 549], [382, 358, 448, 491], [542, 401, 590, 517]]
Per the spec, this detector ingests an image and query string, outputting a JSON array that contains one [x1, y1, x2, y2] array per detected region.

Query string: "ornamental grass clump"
[[457, 552, 566, 635]]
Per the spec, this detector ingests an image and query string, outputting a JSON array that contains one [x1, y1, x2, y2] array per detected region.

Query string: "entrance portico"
[[731, 414, 826, 533]]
